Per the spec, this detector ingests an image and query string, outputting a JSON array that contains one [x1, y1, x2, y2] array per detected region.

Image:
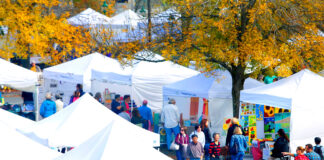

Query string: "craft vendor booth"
[[240, 69, 324, 159]]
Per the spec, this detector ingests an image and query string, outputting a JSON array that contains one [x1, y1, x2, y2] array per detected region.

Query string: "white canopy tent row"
[[240, 69, 324, 152], [21, 93, 160, 148], [162, 70, 265, 146], [67, 8, 111, 27], [0, 58, 41, 120], [0, 122, 61, 160], [55, 121, 171, 160], [41, 52, 132, 106], [91, 52, 199, 113]]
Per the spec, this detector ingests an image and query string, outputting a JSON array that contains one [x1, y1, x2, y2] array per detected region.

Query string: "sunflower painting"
[[264, 106, 275, 118]]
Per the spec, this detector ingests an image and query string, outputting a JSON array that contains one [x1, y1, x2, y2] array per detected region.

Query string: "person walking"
[[40, 93, 56, 118], [314, 137, 324, 160], [190, 125, 206, 148], [270, 129, 289, 159], [209, 133, 221, 160], [138, 100, 153, 130], [131, 108, 145, 128], [175, 127, 190, 160], [161, 99, 180, 150], [283, 146, 309, 160], [188, 134, 204, 160], [201, 119, 212, 159], [230, 127, 248, 160]]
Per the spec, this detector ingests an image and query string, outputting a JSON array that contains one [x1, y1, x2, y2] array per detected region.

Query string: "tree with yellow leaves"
[[0, 0, 93, 64], [112, 0, 324, 116]]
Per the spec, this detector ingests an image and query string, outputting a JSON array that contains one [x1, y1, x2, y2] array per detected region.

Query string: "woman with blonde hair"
[[229, 127, 248, 160]]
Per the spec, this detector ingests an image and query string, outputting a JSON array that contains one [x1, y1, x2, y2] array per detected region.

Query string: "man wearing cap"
[[161, 98, 180, 150], [138, 100, 153, 130]]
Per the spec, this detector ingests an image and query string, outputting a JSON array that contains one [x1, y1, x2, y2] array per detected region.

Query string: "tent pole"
[[35, 84, 40, 121], [130, 83, 133, 118]]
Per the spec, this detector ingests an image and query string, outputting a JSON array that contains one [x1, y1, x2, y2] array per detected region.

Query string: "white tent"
[[67, 8, 111, 27], [152, 8, 181, 24], [163, 70, 265, 99], [92, 52, 199, 113], [55, 122, 171, 160], [0, 58, 38, 92], [109, 9, 144, 29], [162, 70, 265, 146], [0, 122, 61, 160], [22, 93, 159, 148], [132, 61, 199, 112], [240, 69, 324, 151], [0, 109, 35, 132], [42, 52, 132, 105]]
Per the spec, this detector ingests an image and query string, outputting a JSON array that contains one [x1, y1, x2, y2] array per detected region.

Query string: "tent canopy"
[[43, 52, 132, 91], [131, 60, 199, 112], [151, 8, 181, 24], [240, 69, 324, 152], [240, 69, 319, 109], [55, 122, 171, 160], [91, 50, 197, 112], [22, 94, 159, 148], [0, 122, 61, 160], [0, 109, 35, 132], [109, 9, 144, 29], [163, 70, 265, 99], [67, 8, 111, 27], [0, 58, 38, 92]]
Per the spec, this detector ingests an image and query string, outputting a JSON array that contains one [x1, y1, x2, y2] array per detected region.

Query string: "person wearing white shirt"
[[161, 99, 180, 150], [190, 125, 206, 147], [55, 95, 64, 112]]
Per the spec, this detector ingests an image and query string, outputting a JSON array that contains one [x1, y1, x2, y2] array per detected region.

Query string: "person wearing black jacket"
[[270, 129, 289, 159], [201, 119, 212, 159], [226, 118, 245, 147]]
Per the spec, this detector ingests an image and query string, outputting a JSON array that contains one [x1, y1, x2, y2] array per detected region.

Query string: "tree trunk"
[[147, 0, 152, 42], [230, 66, 246, 118]]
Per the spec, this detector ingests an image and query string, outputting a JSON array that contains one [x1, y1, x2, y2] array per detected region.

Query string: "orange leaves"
[[0, 0, 92, 64]]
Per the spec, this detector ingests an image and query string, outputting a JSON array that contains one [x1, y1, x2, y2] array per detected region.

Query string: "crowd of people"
[[160, 98, 324, 160], [36, 83, 324, 160]]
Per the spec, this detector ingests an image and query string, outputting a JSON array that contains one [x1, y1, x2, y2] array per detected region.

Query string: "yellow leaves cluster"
[[0, 0, 93, 64]]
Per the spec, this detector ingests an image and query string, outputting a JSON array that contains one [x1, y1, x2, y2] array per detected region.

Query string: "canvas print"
[[264, 117, 275, 134], [256, 104, 264, 121], [275, 112, 291, 138], [249, 126, 257, 145], [264, 106, 275, 117], [249, 115, 257, 126], [240, 115, 249, 128]]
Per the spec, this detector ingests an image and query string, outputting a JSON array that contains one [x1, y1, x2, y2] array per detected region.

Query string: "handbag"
[[170, 140, 180, 150], [230, 138, 239, 155]]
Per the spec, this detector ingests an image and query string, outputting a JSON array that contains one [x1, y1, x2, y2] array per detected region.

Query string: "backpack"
[[230, 137, 239, 155], [314, 146, 324, 160]]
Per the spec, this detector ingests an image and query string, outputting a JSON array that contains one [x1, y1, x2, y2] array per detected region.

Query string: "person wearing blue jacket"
[[40, 93, 56, 118], [138, 100, 153, 130], [230, 127, 248, 160]]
